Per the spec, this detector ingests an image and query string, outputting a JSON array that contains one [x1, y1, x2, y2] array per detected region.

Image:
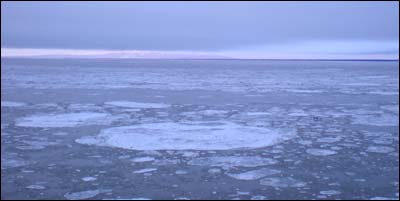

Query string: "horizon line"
[[1, 47, 399, 60]]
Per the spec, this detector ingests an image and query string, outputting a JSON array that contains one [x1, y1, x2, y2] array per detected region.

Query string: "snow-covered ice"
[[76, 122, 296, 150]]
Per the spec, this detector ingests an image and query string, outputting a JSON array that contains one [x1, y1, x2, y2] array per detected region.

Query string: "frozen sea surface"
[[1, 59, 399, 200]]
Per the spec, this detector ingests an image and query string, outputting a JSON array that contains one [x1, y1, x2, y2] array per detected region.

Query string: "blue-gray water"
[[1, 59, 399, 200]]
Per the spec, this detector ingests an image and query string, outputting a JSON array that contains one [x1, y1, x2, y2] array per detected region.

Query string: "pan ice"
[[76, 121, 296, 150]]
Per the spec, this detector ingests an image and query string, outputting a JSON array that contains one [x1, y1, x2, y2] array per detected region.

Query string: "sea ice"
[[317, 137, 342, 143], [320, 190, 341, 196], [366, 146, 395, 154], [26, 185, 46, 190], [352, 114, 399, 126], [81, 177, 97, 182], [76, 121, 295, 150], [105, 101, 169, 109], [259, 177, 307, 188], [64, 190, 100, 200], [225, 168, 281, 180], [133, 168, 158, 174], [306, 149, 337, 156], [16, 112, 110, 127], [188, 156, 277, 168], [131, 157, 155, 163], [1, 101, 26, 107]]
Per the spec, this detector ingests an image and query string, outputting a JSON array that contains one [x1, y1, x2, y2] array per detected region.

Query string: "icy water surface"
[[1, 59, 399, 200]]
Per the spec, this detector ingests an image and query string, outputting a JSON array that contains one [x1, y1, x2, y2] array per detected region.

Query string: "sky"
[[1, 1, 399, 59]]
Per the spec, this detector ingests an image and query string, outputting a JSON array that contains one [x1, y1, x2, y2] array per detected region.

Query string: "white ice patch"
[[352, 114, 399, 126], [16, 112, 110, 127], [320, 190, 341, 196], [259, 177, 307, 188], [1, 101, 26, 107], [64, 190, 100, 200], [26, 185, 46, 190], [188, 156, 277, 168], [105, 101, 169, 109], [306, 149, 337, 156], [366, 146, 395, 154], [226, 168, 281, 180], [81, 177, 97, 182], [133, 168, 157, 174], [131, 157, 155, 163], [76, 121, 295, 150]]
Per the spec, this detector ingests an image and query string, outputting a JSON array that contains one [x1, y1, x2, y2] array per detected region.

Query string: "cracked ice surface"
[[76, 122, 296, 150]]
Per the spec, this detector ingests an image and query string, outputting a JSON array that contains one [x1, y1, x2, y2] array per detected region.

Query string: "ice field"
[[1, 58, 399, 200]]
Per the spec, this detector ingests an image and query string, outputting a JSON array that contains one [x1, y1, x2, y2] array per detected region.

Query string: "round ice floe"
[[16, 112, 110, 127], [306, 148, 337, 156], [105, 101, 169, 109], [76, 122, 295, 150]]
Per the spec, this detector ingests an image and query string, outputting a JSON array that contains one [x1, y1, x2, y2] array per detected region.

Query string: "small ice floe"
[[245, 112, 271, 116], [188, 156, 277, 168], [366, 146, 395, 154], [81, 176, 97, 182], [208, 168, 222, 174], [259, 177, 307, 188], [1, 101, 26, 107], [76, 121, 295, 150], [175, 170, 188, 175], [64, 190, 100, 200], [133, 168, 158, 174], [131, 157, 155, 163], [306, 149, 337, 156], [250, 195, 267, 200], [317, 137, 342, 143], [16, 112, 110, 127], [26, 184, 46, 190], [225, 168, 281, 180], [320, 190, 341, 196], [105, 101, 169, 109], [180, 151, 199, 158], [352, 114, 399, 126]]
